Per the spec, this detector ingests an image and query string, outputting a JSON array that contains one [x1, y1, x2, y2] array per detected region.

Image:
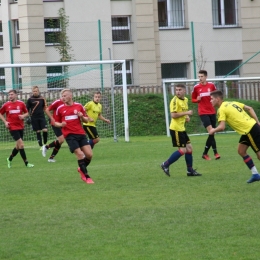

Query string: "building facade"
[[0, 0, 259, 91]]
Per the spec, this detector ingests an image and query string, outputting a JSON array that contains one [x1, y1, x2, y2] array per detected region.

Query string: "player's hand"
[[5, 121, 10, 128], [18, 115, 24, 120], [209, 128, 215, 135], [105, 119, 111, 124], [197, 96, 201, 101], [187, 110, 193, 116], [50, 118, 55, 125], [77, 112, 83, 118], [61, 121, 67, 127], [185, 116, 190, 122], [88, 117, 94, 122]]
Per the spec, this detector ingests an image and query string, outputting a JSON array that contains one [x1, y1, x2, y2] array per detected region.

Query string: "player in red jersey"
[[42, 98, 65, 162], [54, 89, 94, 184], [0, 90, 34, 168], [191, 70, 220, 160]]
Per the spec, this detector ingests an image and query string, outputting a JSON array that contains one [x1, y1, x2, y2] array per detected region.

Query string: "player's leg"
[[83, 125, 99, 149], [201, 115, 214, 160], [185, 140, 202, 177], [15, 130, 34, 167], [240, 126, 260, 183], [31, 118, 43, 148], [209, 114, 220, 159], [40, 117, 48, 145], [161, 130, 185, 177], [7, 130, 20, 168]]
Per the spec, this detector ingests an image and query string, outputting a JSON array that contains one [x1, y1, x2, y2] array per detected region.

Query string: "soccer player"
[[83, 91, 110, 149], [42, 98, 65, 162], [54, 89, 94, 184], [26, 86, 48, 149], [0, 90, 34, 168], [210, 90, 260, 183], [192, 70, 220, 160], [160, 84, 202, 177]]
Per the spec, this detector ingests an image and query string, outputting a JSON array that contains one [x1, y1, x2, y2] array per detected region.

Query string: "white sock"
[[251, 166, 258, 175]]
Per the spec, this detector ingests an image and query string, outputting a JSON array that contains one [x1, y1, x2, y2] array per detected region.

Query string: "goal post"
[[0, 60, 129, 149]]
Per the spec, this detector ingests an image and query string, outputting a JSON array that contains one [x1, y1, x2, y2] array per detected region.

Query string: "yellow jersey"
[[217, 101, 256, 135], [169, 96, 189, 132], [83, 100, 102, 127]]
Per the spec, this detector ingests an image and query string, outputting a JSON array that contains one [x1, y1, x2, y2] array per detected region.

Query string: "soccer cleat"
[[247, 174, 260, 183], [86, 177, 94, 184], [214, 153, 221, 160], [42, 145, 47, 157], [26, 163, 34, 168], [48, 158, 56, 163], [202, 154, 211, 160], [77, 167, 87, 182], [39, 146, 43, 151], [7, 158, 11, 168], [160, 162, 170, 177], [187, 169, 202, 177]]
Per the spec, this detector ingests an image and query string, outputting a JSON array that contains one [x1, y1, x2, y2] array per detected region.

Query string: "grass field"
[[1, 133, 260, 260]]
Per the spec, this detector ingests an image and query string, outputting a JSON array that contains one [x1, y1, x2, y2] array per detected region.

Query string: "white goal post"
[[163, 77, 260, 137], [0, 60, 129, 148]]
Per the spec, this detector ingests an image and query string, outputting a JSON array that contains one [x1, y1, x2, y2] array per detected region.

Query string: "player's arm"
[[171, 110, 193, 119], [0, 112, 9, 128], [98, 114, 110, 124], [45, 107, 55, 124], [191, 89, 200, 103], [209, 121, 226, 134], [244, 105, 260, 124]]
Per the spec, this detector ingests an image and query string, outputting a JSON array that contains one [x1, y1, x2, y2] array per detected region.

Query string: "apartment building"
[[0, 0, 259, 91]]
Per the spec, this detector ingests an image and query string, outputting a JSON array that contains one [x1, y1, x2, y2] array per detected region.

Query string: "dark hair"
[[8, 89, 17, 94], [175, 84, 186, 89], [210, 90, 223, 99], [198, 70, 207, 76]]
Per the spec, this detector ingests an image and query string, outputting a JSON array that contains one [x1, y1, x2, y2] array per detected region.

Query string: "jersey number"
[[232, 104, 242, 112]]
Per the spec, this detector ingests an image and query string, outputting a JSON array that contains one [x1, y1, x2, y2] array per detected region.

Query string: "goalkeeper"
[[83, 91, 110, 149]]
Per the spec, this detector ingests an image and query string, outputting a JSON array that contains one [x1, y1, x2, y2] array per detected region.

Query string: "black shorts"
[[200, 114, 217, 128], [83, 125, 99, 140], [51, 125, 63, 138], [31, 117, 48, 131], [239, 123, 260, 153], [170, 129, 191, 148], [65, 134, 90, 153], [10, 129, 24, 141]]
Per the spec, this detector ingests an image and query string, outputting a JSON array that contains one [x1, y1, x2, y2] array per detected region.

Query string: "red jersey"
[[0, 100, 28, 130], [191, 82, 216, 115], [56, 102, 86, 138], [48, 99, 64, 121]]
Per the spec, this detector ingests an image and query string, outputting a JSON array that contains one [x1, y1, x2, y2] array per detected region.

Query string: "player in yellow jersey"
[[210, 90, 260, 183], [160, 84, 202, 177], [83, 91, 110, 149]]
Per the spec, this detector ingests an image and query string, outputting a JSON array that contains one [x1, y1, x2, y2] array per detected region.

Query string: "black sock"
[[36, 132, 42, 146], [9, 147, 19, 161], [43, 131, 48, 145], [50, 142, 61, 159], [19, 149, 28, 165], [78, 159, 87, 175]]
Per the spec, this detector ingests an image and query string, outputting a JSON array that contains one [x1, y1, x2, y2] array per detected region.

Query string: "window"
[[112, 17, 131, 42], [161, 63, 187, 79], [47, 66, 63, 88], [13, 20, 20, 46], [114, 60, 133, 85], [0, 22, 3, 48], [0, 68, 5, 91], [215, 60, 240, 77], [44, 19, 61, 45], [212, 0, 238, 27], [158, 0, 184, 28]]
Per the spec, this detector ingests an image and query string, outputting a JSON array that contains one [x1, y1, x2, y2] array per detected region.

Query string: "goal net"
[[162, 77, 260, 136], [0, 60, 129, 149]]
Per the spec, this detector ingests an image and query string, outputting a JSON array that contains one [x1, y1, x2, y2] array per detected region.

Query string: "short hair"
[[175, 84, 186, 89], [198, 70, 207, 76], [210, 90, 223, 99], [61, 88, 71, 95], [93, 91, 101, 96], [8, 89, 17, 94], [32, 86, 39, 91]]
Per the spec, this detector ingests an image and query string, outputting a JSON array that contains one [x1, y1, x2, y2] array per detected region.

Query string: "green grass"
[[1, 134, 260, 260]]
